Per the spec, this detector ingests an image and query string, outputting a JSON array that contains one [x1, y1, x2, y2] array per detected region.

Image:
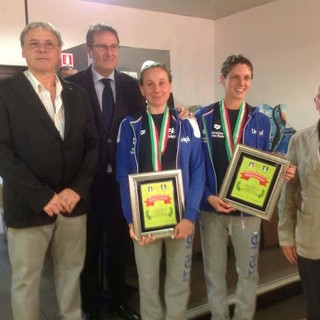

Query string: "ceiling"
[[82, 0, 278, 20]]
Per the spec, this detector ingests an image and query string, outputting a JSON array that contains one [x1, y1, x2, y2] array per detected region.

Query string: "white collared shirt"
[[24, 70, 65, 139]]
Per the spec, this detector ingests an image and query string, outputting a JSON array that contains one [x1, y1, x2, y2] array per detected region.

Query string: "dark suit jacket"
[[0, 72, 99, 228], [67, 66, 146, 200]]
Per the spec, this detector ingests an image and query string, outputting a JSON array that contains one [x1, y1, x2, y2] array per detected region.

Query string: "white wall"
[[2, 0, 320, 129], [0, 0, 215, 108], [1, 0, 26, 66], [215, 0, 320, 130]]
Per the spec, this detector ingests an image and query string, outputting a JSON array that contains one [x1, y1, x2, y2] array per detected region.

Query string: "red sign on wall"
[[60, 53, 74, 67]]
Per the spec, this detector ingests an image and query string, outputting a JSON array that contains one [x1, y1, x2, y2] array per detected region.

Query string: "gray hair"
[[20, 21, 63, 47], [86, 23, 119, 47]]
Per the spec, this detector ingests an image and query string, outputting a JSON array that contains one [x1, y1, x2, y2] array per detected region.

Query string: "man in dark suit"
[[0, 22, 98, 320], [67, 23, 145, 320]]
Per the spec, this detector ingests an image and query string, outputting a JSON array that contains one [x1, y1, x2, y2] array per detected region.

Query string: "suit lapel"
[[11, 73, 61, 139], [114, 70, 125, 115], [114, 70, 128, 124], [61, 81, 75, 140], [308, 123, 320, 167]]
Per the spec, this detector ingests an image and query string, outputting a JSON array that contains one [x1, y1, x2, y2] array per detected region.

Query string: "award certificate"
[[129, 169, 185, 239], [219, 144, 290, 220]]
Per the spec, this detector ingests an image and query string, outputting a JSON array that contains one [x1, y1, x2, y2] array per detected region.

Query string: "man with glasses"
[[67, 23, 145, 320], [0, 21, 98, 320], [68, 24, 187, 320]]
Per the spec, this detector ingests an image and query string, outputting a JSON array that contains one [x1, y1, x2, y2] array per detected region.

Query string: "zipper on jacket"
[[202, 112, 218, 194], [130, 121, 139, 173]]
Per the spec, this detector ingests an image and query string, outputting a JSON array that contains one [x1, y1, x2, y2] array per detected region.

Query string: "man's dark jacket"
[[0, 72, 99, 228], [67, 66, 146, 200]]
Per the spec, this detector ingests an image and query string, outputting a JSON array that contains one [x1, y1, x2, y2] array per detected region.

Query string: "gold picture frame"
[[128, 169, 185, 239], [219, 144, 290, 220]]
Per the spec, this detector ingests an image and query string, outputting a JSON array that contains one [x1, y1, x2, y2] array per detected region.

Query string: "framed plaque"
[[219, 144, 290, 220], [128, 169, 185, 239]]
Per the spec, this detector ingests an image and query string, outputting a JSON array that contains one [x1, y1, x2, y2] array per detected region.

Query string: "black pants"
[[298, 254, 320, 320], [81, 174, 131, 313]]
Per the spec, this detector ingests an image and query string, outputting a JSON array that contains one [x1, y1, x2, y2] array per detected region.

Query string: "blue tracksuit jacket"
[[116, 109, 205, 224], [195, 102, 271, 212]]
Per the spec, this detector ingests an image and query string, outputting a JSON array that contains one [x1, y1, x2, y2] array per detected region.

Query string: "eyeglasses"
[[91, 44, 119, 52], [26, 41, 58, 51]]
